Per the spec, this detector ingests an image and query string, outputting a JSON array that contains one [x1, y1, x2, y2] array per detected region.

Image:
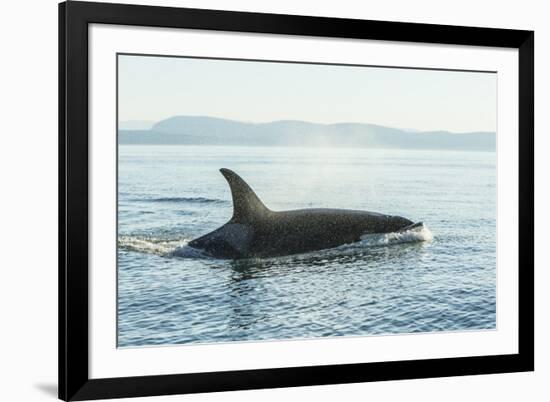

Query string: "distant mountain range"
[[119, 116, 496, 151]]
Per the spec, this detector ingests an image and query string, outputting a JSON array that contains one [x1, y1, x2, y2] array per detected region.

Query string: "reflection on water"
[[226, 239, 431, 280]]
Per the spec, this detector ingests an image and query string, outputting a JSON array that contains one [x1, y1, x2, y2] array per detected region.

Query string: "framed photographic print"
[[59, 1, 534, 400]]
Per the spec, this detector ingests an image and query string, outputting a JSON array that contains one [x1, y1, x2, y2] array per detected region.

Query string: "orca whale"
[[188, 168, 417, 259]]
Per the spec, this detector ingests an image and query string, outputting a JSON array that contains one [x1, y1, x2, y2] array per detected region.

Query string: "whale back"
[[220, 168, 270, 223]]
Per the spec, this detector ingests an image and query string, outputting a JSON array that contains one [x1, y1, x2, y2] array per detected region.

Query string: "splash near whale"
[[187, 169, 424, 259]]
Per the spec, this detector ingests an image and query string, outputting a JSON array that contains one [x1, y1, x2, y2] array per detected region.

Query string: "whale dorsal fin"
[[220, 168, 270, 223]]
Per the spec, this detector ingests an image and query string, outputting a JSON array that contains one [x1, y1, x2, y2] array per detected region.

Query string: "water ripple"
[[117, 146, 496, 347]]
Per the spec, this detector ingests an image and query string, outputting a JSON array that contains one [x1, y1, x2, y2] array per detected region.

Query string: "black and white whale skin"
[[188, 168, 417, 259]]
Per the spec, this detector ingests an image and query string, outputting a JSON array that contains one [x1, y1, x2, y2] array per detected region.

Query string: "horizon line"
[[119, 115, 496, 135]]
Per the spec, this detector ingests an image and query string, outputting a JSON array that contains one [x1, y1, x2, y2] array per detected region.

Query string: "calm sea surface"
[[117, 145, 496, 347]]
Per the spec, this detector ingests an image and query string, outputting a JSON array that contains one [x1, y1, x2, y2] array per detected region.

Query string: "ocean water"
[[117, 145, 496, 347]]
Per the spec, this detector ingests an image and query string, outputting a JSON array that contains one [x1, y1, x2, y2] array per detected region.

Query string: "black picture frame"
[[59, 1, 534, 400]]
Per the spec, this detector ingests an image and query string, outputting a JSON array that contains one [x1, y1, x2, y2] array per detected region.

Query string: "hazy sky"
[[118, 54, 497, 133]]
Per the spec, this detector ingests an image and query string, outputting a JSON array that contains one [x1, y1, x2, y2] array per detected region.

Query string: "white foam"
[[360, 224, 433, 246], [118, 236, 187, 256]]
